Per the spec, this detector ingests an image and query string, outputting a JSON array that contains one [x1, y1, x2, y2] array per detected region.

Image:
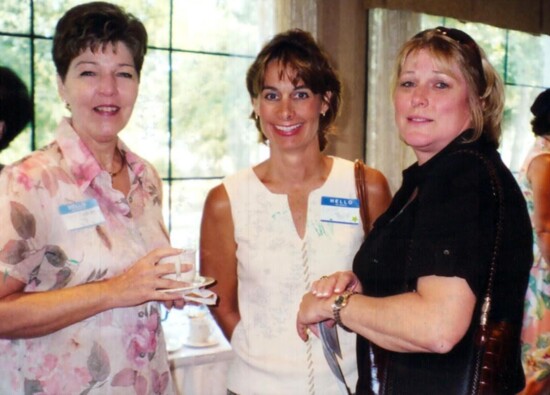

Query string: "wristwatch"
[[332, 290, 357, 329]]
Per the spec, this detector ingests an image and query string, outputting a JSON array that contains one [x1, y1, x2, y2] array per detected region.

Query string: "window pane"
[[501, 85, 539, 171], [120, 49, 170, 176], [33, 0, 75, 38], [108, 0, 171, 48], [0, 36, 31, 84], [507, 30, 550, 86], [173, 0, 272, 55], [165, 179, 220, 248], [171, 52, 267, 178], [0, 0, 30, 34], [34, 37, 63, 148]]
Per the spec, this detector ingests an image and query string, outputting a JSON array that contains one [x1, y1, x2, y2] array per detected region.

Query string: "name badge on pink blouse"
[[320, 196, 360, 226], [59, 198, 106, 231]]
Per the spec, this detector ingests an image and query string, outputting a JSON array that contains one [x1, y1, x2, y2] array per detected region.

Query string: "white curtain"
[[365, 9, 420, 193]]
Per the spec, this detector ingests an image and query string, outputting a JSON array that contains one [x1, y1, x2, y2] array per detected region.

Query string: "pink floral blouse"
[[0, 118, 174, 395]]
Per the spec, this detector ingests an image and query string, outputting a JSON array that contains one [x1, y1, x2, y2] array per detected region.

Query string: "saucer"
[[166, 339, 184, 353], [160, 276, 215, 293], [183, 337, 219, 348]]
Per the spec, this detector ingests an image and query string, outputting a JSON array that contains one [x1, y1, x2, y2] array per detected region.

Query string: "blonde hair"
[[392, 27, 504, 148]]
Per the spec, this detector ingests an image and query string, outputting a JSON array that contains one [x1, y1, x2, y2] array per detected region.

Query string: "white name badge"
[[59, 198, 106, 231], [320, 196, 360, 226]]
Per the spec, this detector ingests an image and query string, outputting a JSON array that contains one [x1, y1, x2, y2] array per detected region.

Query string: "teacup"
[[187, 312, 212, 344], [160, 248, 196, 283]]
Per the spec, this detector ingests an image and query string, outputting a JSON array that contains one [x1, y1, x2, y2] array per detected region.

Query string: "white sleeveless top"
[[224, 157, 363, 395]]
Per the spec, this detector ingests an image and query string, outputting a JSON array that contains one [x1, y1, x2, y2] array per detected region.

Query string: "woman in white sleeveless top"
[[200, 29, 391, 395]]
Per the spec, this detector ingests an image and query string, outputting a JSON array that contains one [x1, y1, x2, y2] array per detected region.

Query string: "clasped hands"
[[296, 270, 361, 341]]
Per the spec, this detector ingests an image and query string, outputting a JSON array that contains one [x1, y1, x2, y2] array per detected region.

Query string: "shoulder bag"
[[354, 159, 370, 235], [457, 150, 519, 395]]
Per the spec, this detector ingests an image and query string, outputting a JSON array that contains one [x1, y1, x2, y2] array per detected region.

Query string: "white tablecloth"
[[163, 306, 234, 395]]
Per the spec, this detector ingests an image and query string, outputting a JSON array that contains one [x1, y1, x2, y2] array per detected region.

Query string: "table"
[[163, 306, 234, 395]]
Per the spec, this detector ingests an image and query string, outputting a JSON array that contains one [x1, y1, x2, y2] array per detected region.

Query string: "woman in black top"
[[297, 27, 533, 394]]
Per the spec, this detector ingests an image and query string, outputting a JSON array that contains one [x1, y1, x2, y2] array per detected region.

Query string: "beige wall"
[[318, 0, 367, 160]]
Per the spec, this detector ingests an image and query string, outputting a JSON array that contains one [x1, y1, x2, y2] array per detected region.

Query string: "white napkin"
[[182, 288, 218, 305]]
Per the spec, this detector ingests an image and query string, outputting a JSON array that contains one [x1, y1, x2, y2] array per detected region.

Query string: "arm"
[[528, 154, 550, 263], [0, 247, 187, 339], [200, 184, 240, 340], [298, 274, 475, 353], [365, 166, 392, 224]]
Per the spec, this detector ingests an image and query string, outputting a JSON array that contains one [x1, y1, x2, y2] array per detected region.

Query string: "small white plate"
[[160, 276, 215, 293], [166, 339, 184, 353], [183, 337, 219, 348]]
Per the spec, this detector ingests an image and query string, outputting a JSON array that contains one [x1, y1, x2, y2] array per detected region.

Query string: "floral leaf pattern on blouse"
[[23, 378, 43, 394], [10, 201, 36, 240], [50, 267, 72, 290], [85, 342, 111, 392], [41, 169, 58, 197], [0, 239, 29, 265], [134, 374, 147, 395], [44, 245, 67, 267], [151, 369, 170, 394], [85, 268, 109, 283], [147, 184, 161, 206], [28, 264, 41, 287], [96, 225, 113, 250], [111, 368, 137, 387]]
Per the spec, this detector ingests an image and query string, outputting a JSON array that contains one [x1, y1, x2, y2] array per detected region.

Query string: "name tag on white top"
[[59, 198, 105, 231], [320, 196, 360, 226]]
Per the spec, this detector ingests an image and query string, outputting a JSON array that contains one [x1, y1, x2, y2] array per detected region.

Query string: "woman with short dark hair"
[[0, 3, 186, 394]]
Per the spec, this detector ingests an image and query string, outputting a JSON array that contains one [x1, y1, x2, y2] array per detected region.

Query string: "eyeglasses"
[[434, 26, 487, 93]]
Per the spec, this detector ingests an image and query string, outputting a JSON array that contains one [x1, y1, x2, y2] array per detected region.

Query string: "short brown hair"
[[246, 29, 341, 151], [392, 27, 504, 148], [52, 1, 148, 81]]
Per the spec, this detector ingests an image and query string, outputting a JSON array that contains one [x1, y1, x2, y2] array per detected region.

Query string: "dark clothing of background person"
[[353, 131, 533, 395]]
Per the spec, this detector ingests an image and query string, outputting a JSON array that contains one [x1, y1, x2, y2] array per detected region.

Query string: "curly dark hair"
[[246, 29, 341, 151], [0, 67, 33, 152], [52, 1, 148, 81]]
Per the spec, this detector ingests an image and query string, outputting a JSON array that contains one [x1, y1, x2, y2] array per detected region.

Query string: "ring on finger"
[[320, 275, 328, 280]]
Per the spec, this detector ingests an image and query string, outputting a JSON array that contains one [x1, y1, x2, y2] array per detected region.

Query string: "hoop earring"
[[65, 102, 71, 112]]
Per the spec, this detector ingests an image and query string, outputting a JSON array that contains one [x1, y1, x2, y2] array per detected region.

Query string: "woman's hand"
[[296, 291, 333, 341], [107, 247, 190, 308], [297, 271, 361, 341], [310, 271, 362, 298]]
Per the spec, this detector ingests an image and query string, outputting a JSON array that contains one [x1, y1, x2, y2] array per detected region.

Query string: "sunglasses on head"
[[433, 26, 487, 92]]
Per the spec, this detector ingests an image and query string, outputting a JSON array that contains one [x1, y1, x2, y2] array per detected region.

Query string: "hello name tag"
[[320, 196, 360, 226], [59, 198, 105, 231]]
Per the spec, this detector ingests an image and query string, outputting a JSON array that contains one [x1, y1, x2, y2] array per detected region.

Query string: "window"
[[0, 0, 272, 246]]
